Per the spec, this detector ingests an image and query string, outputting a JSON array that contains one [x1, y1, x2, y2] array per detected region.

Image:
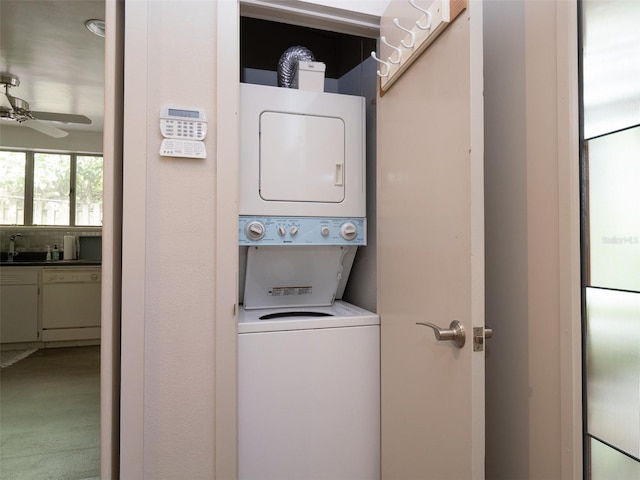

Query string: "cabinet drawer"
[[0, 268, 39, 285]]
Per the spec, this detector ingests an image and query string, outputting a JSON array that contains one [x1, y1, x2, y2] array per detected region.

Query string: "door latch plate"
[[473, 326, 484, 352]]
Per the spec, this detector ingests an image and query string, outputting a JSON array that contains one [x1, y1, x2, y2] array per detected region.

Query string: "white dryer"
[[239, 83, 368, 310], [240, 83, 366, 218], [238, 301, 380, 480]]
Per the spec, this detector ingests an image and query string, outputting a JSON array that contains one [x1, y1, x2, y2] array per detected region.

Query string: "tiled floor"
[[0, 346, 100, 480]]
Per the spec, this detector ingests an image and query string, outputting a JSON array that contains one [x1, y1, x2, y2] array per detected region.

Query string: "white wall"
[[484, 1, 581, 479], [120, 1, 219, 478], [115, 0, 581, 478], [483, 3, 529, 475]]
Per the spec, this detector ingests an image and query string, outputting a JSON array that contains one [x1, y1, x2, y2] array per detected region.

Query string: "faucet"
[[8, 233, 22, 262]]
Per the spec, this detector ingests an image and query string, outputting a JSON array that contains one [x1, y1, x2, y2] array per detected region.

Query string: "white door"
[[377, 1, 485, 478]]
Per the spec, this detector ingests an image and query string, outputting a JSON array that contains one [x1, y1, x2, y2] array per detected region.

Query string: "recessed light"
[[85, 19, 105, 38]]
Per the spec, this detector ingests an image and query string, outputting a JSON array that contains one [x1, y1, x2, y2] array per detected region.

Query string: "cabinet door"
[[0, 285, 39, 343]]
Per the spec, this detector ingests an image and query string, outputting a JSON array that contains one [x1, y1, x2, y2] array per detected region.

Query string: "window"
[[0, 150, 103, 226], [33, 153, 71, 225], [0, 151, 26, 225], [76, 156, 104, 226]]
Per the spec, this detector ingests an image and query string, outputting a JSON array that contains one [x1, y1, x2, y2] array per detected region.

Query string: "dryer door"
[[259, 111, 345, 203]]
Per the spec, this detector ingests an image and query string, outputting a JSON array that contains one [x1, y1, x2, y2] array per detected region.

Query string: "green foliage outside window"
[[0, 150, 103, 226], [0, 151, 26, 225]]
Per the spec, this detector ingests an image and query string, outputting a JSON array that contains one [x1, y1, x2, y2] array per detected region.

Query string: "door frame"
[[211, 0, 584, 477], [214, 1, 240, 478], [556, 1, 582, 477], [102, 0, 124, 478], [106, 0, 583, 478], [214, 2, 380, 477]]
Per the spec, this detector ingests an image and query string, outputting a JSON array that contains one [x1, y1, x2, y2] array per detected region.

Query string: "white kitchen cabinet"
[[0, 268, 40, 343]]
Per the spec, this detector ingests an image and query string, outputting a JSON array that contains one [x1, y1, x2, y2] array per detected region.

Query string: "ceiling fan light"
[[85, 19, 105, 38]]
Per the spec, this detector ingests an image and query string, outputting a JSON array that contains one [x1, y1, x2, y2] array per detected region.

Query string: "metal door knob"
[[416, 320, 465, 348]]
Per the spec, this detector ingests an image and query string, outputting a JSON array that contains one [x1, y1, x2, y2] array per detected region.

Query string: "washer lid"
[[243, 245, 349, 310], [238, 300, 380, 333]]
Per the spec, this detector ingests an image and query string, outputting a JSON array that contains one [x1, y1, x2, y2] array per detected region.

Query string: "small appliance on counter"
[[78, 236, 102, 261], [63, 235, 77, 260]]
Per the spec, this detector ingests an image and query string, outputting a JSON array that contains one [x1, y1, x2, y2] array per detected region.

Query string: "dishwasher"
[[42, 268, 101, 342]]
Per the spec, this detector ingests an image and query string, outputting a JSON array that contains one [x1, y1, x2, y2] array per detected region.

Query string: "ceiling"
[[3, 0, 636, 140], [0, 0, 105, 134]]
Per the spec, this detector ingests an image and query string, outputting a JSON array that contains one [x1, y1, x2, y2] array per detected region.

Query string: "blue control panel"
[[239, 216, 366, 246]]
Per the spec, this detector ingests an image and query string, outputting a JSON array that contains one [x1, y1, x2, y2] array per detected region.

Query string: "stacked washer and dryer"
[[238, 66, 380, 479]]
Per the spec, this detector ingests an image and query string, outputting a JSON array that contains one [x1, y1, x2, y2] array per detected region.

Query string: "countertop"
[[0, 260, 102, 267], [0, 252, 101, 267]]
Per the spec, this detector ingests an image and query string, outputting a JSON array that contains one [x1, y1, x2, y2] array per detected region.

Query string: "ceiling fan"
[[0, 72, 92, 138]]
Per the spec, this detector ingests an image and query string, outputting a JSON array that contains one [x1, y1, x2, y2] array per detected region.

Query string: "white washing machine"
[[238, 301, 380, 480]]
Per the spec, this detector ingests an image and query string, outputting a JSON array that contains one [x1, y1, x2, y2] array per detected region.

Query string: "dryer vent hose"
[[277, 46, 316, 88]]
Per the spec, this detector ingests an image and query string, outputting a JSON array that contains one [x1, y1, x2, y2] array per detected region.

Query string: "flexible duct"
[[277, 46, 315, 88]]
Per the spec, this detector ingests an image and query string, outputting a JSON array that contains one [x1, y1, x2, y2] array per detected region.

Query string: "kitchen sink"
[[0, 252, 48, 263]]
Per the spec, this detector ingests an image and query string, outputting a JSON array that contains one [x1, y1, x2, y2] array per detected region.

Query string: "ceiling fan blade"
[[22, 119, 69, 138], [30, 111, 92, 124], [1, 92, 13, 111]]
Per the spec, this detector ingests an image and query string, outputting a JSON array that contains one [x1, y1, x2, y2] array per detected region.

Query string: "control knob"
[[245, 221, 265, 241], [321, 226, 330, 237], [340, 222, 358, 241], [290, 226, 299, 236], [277, 226, 287, 237]]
